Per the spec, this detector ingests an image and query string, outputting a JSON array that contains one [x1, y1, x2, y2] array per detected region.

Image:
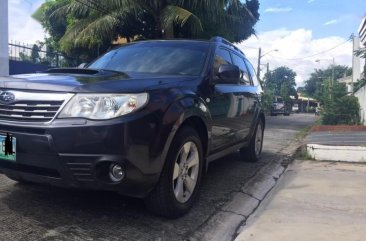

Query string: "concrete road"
[[0, 113, 316, 241]]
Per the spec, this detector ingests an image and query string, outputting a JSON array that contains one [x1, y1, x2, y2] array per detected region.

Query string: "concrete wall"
[[355, 85, 366, 125], [0, 0, 9, 76]]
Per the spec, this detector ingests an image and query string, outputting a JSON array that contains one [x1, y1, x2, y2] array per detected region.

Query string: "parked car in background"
[[292, 103, 299, 113], [270, 96, 290, 116], [0, 37, 265, 218]]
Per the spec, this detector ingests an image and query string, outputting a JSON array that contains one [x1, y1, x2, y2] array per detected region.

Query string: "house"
[[355, 16, 366, 125]]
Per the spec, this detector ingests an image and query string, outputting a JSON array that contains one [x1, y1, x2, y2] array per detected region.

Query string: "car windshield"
[[88, 42, 209, 76]]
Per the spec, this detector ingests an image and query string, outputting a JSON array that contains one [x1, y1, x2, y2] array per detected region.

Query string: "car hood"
[[0, 69, 198, 93]]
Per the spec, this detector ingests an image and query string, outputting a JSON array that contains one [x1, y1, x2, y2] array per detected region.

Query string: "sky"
[[7, 0, 366, 86]]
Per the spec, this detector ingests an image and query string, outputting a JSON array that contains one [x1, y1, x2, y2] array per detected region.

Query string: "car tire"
[[240, 120, 264, 162], [145, 126, 203, 218]]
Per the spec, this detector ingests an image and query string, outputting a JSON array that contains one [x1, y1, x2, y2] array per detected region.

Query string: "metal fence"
[[8, 41, 78, 68]]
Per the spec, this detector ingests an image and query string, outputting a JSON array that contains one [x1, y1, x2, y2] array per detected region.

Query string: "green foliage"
[[354, 78, 366, 92], [31, 45, 41, 63], [321, 82, 360, 125], [296, 149, 315, 160], [194, 0, 260, 43], [261, 89, 274, 113], [304, 65, 352, 102], [264, 66, 297, 102], [34, 0, 260, 61], [304, 61, 360, 125], [354, 48, 366, 92]]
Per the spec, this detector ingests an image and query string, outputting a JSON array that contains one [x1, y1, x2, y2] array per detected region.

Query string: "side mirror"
[[217, 64, 240, 84], [78, 63, 88, 68]]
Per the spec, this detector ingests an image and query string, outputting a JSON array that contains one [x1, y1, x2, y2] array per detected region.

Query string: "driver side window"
[[213, 48, 232, 78]]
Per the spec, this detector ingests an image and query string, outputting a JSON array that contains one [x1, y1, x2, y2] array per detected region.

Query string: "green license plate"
[[0, 133, 16, 162]]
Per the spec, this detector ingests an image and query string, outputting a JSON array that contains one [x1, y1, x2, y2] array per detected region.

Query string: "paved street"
[[0, 113, 316, 241]]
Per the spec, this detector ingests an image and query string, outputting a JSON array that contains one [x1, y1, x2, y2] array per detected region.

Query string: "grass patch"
[[296, 149, 315, 160], [295, 117, 322, 142], [295, 125, 312, 141]]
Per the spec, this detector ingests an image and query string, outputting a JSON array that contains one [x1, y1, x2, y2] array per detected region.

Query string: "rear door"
[[231, 53, 257, 140], [243, 57, 263, 131]]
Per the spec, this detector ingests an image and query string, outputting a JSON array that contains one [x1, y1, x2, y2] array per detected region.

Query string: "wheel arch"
[[156, 95, 211, 177]]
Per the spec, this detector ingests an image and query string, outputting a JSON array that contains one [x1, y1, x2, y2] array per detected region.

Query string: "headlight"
[[58, 93, 148, 120]]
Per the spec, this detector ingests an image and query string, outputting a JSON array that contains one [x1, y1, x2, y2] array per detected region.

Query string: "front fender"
[[154, 95, 211, 175]]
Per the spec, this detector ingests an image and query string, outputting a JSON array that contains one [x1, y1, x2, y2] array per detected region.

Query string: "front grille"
[[0, 90, 73, 123], [0, 100, 64, 122]]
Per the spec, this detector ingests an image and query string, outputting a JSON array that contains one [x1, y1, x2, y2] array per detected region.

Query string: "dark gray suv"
[[0, 37, 265, 218]]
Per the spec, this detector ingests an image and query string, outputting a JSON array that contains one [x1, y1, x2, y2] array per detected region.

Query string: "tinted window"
[[244, 59, 263, 91], [89, 42, 209, 76], [213, 48, 232, 76], [231, 54, 250, 85]]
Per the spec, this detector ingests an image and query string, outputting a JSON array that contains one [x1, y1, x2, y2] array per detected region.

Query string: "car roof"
[[118, 37, 246, 57]]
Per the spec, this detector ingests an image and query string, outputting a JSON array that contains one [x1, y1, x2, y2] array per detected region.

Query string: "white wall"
[[0, 0, 9, 76], [355, 85, 366, 125]]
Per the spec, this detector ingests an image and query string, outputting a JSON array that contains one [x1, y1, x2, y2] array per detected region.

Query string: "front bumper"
[[0, 116, 166, 198]]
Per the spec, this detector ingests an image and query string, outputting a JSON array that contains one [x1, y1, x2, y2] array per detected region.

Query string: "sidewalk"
[[235, 160, 366, 241], [235, 126, 366, 241]]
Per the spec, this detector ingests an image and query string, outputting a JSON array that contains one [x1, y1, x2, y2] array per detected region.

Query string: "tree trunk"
[[162, 23, 174, 39]]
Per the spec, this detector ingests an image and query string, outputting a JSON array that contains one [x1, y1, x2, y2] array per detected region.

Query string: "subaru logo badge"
[[0, 91, 16, 104]]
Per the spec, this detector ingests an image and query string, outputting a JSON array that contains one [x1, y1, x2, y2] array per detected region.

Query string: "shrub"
[[322, 95, 360, 125]]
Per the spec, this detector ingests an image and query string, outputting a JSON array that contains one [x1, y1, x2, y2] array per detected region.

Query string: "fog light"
[[109, 164, 125, 182]]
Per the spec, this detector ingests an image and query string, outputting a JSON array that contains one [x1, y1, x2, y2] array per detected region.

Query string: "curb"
[[306, 144, 366, 162], [189, 158, 288, 241]]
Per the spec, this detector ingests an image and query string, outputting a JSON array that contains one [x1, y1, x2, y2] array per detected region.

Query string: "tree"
[[30, 44, 41, 63], [304, 65, 352, 102], [34, 0, 260, 60], [264, 66, 297, 103], [321, 81, 360, 125], [33, 0, 69, 52]]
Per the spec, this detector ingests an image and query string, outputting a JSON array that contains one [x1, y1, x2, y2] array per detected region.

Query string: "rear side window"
[[231, 54, 250, 85], [244, 59, 263, 91]]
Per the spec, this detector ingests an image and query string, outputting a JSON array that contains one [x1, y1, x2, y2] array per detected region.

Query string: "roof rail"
[[210, 36, 245, 56]]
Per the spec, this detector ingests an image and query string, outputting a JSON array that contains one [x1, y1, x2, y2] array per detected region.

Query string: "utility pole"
[[257, 48, 278, 80], [257, 48, 261, 80], [0, 0, 9, 76], [331, 57, 335, 87]]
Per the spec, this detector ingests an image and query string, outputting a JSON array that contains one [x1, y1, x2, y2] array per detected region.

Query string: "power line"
[[267, 37, 352, 61], [240, 45, 258, 50]]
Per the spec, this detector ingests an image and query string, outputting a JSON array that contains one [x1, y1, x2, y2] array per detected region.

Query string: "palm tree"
[[36, 0, 259, 54]]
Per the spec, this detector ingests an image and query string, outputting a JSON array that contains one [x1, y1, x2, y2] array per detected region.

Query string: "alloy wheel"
[[172, 141, 200, 203]]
